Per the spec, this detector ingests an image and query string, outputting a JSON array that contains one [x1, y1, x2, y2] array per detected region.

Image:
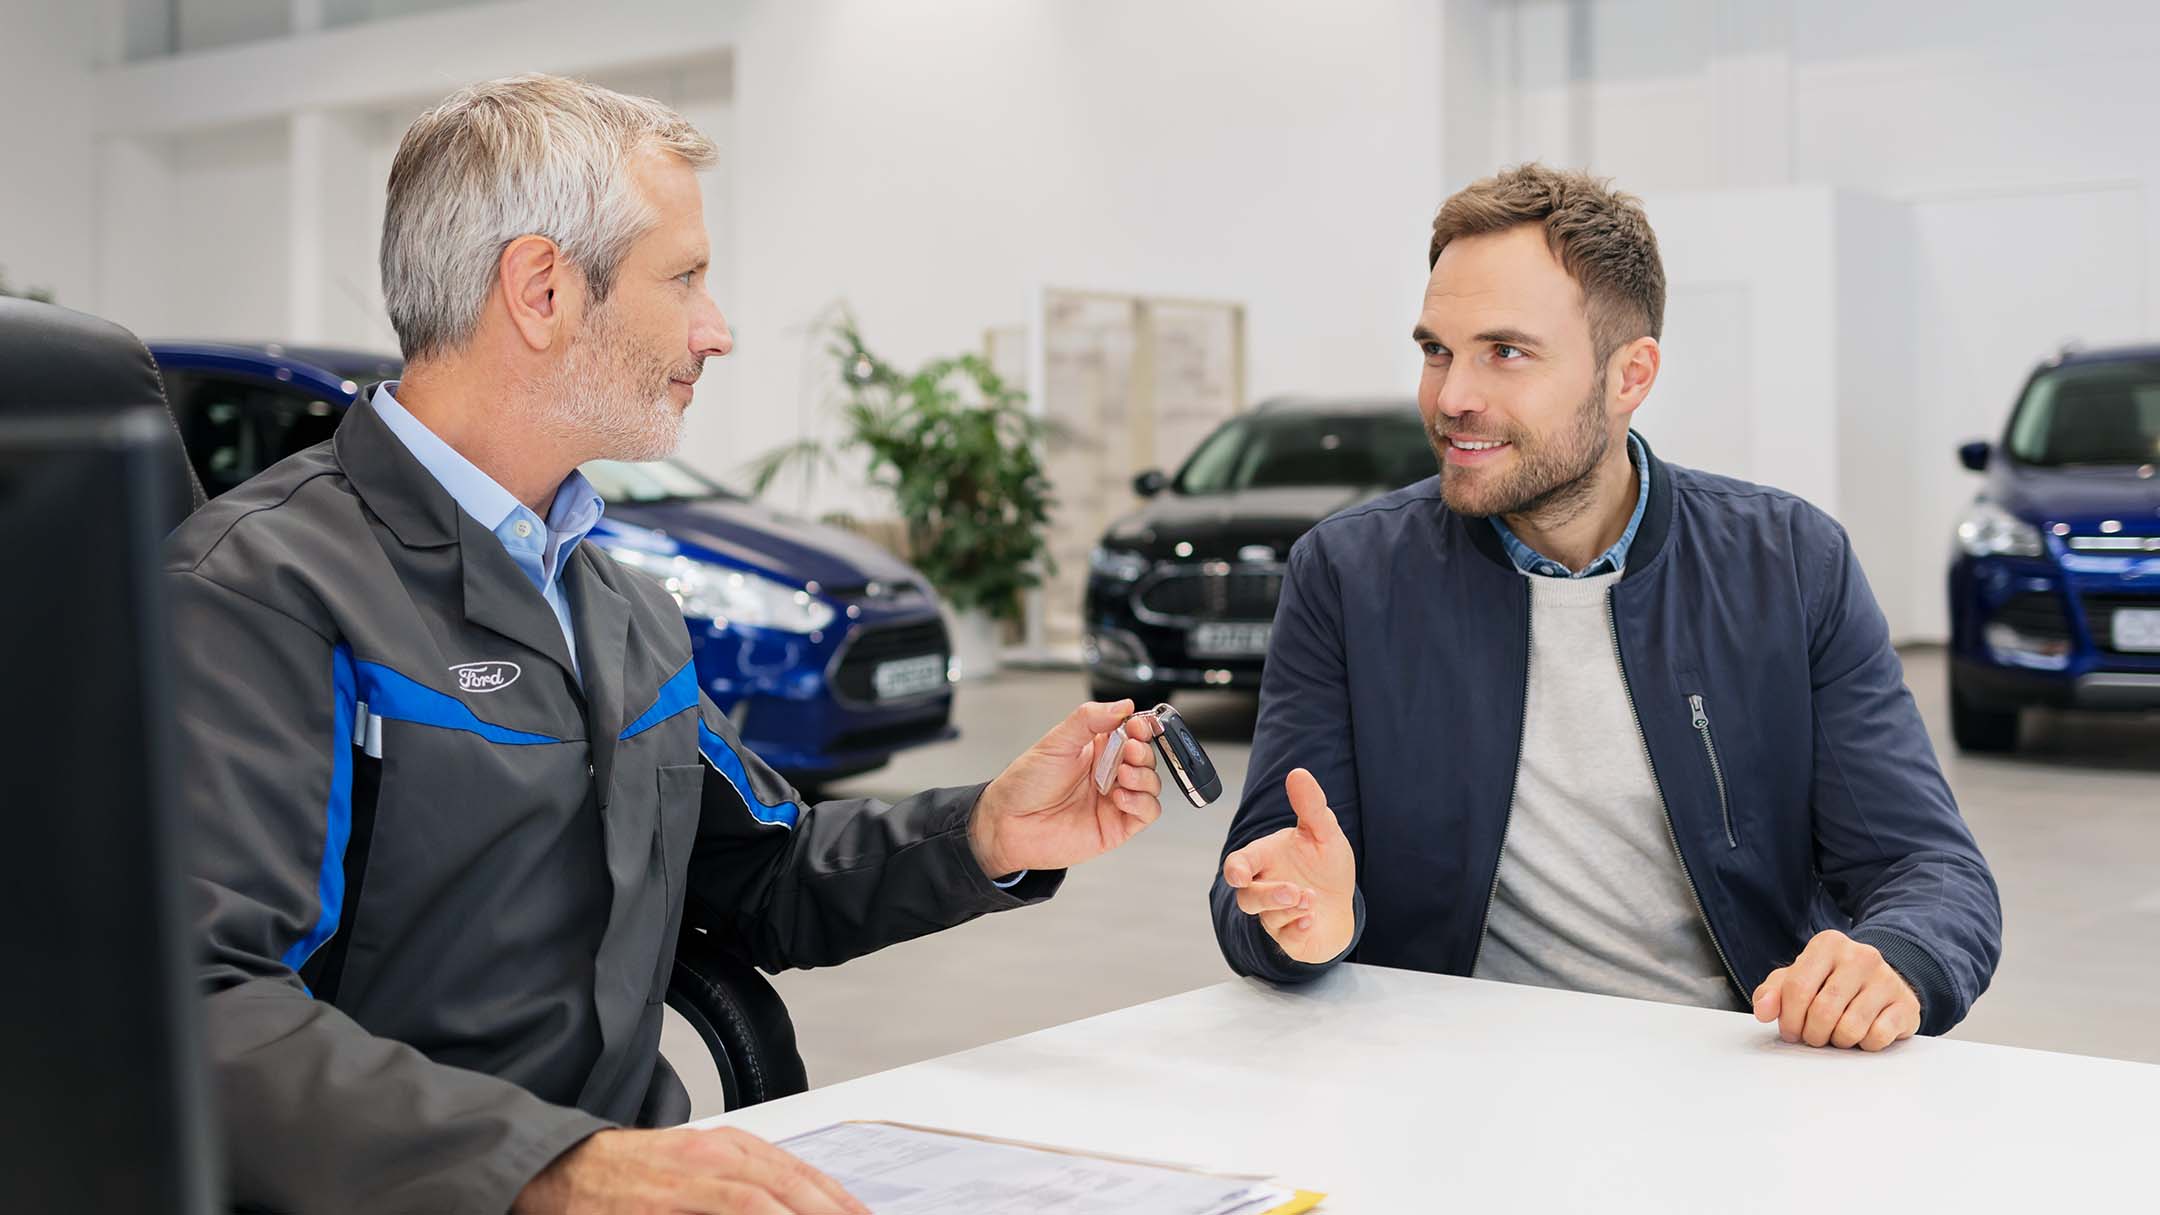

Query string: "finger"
[[699, 1182, 792, 1215], [1285, 768, 1343, 842], [1121, 736, 1155, 767], [1111, 787, 1161, 824], [726, 1138, 863, 1215], [1116, 761, 1161, 796], [1752, 969, 1786, 1023], [1829, 977, 1899, 1049], [1777, 941, 1838, 1043], [1071, 699, 1136, 740], [1860, 1003, 1916, 1052], [1258, 906, 1308, 934], [1235, 879, 1307, 915], [1801, 957, 1869, 1047], [1222, 849, 1256, 887]]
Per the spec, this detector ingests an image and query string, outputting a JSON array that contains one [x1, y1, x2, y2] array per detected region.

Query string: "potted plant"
[[745, 315, 1054, 678]]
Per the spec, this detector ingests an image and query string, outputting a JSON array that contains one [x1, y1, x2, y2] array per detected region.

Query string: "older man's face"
[[548, 145, 732, 463]]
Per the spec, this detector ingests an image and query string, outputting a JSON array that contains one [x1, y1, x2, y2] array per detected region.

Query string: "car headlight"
[[1090, 545, 1151, 582], [602, 549, 836, 634], [1955, 502, 2044, 559]]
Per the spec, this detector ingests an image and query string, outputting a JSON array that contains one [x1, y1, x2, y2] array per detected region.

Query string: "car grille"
[[1989, 592, 2072, 640], [829, 618, 951, 703], [1133, 564, 1285, 623], [2081, 592, 2160, 656]]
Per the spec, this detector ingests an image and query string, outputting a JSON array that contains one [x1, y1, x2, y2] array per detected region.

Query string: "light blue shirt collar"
[[1493, 432, 1651, 579]]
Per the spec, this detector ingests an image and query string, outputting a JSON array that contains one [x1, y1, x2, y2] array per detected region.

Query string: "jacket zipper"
[[1471, 580, 1533, 971], [1609, 595, 1745, 1002], [1689, 694, 1737, 848]]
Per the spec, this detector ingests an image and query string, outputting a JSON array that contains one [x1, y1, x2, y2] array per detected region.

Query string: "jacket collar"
[[335, 390, 584, 685], [333, 391, 462, 550], [1461, 429, 1674, 580]]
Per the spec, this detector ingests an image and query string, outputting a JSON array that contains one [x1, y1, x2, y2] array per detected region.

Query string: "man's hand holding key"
[[1220, 768, 1357, 964]]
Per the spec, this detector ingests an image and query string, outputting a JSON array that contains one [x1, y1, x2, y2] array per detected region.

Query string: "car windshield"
[[579, 458, 736, 504], [2006, 360, 2160, 467], [1174, 411, 1433, 494]]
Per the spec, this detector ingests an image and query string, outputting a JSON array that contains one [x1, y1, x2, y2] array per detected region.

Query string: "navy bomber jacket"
[[1211, 434, 2002, 1035]]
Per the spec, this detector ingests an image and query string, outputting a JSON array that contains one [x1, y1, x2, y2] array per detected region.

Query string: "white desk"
[[697, 963, 2157, 1210]]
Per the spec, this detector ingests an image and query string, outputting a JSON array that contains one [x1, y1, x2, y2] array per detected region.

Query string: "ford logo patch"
[[450, 661, 522, 694]]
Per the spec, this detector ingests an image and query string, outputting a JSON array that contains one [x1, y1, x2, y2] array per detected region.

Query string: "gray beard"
[[537, 309, 686, 464]]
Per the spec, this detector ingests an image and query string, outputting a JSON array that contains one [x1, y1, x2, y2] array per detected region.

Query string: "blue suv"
[[1948, 344, 2160, 751], [150, 341, 957, 784]]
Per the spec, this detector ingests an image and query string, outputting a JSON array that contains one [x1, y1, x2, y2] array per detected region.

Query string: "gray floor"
[[665, 647, 2160, 1117]]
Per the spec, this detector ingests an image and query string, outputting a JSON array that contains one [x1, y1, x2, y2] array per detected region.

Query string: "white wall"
[[1466, 0, 2160, 639], [0, 1, 113, 309], [721, 0, 1443, 514]]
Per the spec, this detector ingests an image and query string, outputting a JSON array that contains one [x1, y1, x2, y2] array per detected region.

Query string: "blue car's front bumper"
[[686, 604, 957, 780], [1949, 553, 2160, 710]]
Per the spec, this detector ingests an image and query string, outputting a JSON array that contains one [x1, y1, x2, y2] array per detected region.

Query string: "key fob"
[[1146, 704, 1223, 808], [1092, 720, 1130, 795]]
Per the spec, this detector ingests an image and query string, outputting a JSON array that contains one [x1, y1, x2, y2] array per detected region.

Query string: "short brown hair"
[[1428, 163, 1665, 366]]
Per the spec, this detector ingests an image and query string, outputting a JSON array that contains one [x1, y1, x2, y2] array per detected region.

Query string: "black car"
[[1083, 397, 1432, 704]]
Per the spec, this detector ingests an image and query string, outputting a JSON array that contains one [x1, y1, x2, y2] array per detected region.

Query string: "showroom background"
[[6, 0, 2160, 642]]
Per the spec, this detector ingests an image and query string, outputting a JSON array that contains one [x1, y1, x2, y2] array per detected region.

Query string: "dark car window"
[[2006, 360, 2160, 467], [1173, 412, 1432, 494], [164, 370, 343, 498]]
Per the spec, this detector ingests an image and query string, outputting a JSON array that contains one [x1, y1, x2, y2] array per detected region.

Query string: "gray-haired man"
[[171, 75, 1167, 1214]]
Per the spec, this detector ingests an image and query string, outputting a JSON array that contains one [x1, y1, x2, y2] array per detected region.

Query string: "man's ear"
[[1608, 335, 1661, 420], [498, 235, 577, 353]]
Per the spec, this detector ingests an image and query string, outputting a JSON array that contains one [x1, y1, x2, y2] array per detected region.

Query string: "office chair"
[[0, 297, 808, 1117]]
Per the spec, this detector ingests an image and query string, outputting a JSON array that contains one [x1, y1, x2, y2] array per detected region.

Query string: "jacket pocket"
[[648, 762, 706, 1003], [1685, 691, 1739, 849]]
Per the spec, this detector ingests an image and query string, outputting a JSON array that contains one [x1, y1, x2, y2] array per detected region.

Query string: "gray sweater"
[[1470, 570, 1743, 1012]]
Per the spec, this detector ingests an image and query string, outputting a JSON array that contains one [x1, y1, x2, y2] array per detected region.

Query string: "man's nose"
[[693, 296, 733, 360], [1431, 363, 1482, 419]]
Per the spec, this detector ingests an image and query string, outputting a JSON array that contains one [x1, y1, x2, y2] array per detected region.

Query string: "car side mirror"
[[1132, 469, 1168, 497], [1958, 441, 1991, 472]]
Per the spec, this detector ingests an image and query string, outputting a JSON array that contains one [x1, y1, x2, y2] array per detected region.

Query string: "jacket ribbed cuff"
[[1849, 925, 1959, 1036]]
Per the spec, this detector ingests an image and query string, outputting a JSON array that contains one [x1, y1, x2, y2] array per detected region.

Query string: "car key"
[[1094, 704, 1223, 808], [1144, 703, 1223, 808]]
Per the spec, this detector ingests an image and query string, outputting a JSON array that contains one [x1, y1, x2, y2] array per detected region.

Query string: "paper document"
[[777, 1121, 1323, 1215]]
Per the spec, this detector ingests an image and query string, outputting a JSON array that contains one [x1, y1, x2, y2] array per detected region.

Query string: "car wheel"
[[1949, 678, 2020, 753], [1088, 675, 1168, 710]]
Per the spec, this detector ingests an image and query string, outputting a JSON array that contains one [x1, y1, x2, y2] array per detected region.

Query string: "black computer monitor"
[[0, 406, 220, 1213]]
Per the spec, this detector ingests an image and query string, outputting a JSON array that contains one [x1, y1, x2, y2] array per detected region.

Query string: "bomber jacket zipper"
[[1609, 595, 1745, 1002], [1689, 694, 1737, 848]]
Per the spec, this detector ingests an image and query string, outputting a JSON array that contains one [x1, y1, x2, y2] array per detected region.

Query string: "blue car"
[[1948, 343, 2160, 751], [149, 341, 958, 784]]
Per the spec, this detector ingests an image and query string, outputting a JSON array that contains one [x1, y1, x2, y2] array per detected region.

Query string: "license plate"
[[871, 654, 947, 699], [2113, 608, 2160, 653], [1190, 622, 1271, 657]]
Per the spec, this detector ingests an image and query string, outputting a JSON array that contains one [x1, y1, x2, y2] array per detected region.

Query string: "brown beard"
[[1430, 373, 1611, 525]]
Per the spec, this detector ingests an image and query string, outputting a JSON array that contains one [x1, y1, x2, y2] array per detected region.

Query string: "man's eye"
[[1421, 342, 1448, 359], [677, 270, 697, 285], [1495, 344, 1526, 360]]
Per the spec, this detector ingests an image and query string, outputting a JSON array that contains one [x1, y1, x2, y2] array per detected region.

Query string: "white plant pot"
[[943, 605, 1003, 681]]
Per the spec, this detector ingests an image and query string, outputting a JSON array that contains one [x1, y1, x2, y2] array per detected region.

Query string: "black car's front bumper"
[[1084, 561, 1282, 690]]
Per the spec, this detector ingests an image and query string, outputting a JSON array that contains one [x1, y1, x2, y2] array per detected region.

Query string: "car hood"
[[1994, 464, 2160, 528], [596, 498, 926, 589], [1103, 485, 1396, 560]]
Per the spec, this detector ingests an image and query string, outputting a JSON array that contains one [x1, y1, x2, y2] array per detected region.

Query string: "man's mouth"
[[1446, 436, 1510, 452]]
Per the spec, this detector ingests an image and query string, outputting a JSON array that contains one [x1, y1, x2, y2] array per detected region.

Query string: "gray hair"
[[381, 74, 717, 362]]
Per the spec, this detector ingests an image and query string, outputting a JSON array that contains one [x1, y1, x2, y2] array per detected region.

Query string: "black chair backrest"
[[0, 297, 205, 519]]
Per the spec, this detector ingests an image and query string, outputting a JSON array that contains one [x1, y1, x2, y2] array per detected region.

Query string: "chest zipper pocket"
[[1688, 694, 1737, 849]]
